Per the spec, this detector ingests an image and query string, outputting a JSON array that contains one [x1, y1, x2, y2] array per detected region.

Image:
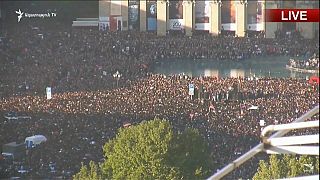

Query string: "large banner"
[[128, 0, 140, 30], [169, 0, 184, 30], [247, 1, 263, 31], [195, 1, 210, 31], [99, 22, 110, 31], [221, 0, 236, 31], [147, 1, 157, 31], [99, 16, 110, 31], [110, 16, 122, 32]]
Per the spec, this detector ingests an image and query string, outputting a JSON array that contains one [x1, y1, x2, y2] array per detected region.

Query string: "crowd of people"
[[0, 21, 319, 97], [0, 75, 319, 178], [0, 21, 319, 179], [287, 56, 319, 71]]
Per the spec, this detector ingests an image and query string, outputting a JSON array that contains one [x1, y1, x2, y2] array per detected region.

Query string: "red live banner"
[[265, 9, 320, 22]]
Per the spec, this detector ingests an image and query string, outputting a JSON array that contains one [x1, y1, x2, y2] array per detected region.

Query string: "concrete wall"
[[157, 1, 167, 36], [110, 0, 122, 16], [192, 2, 196, 33], [121, 0, 128, 30], [99, 0, 110, 18], [236, 2, 246, 37], [265, 1, 278, 38], [183, 1, 193, 36], [140, 0, 147, 31], [260, 0, 265, 32], [296, 1, 316, 39], [210, 3, 220, 36]]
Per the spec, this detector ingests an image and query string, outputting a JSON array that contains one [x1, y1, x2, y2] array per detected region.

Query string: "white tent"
[[25, 135, 47, 148]]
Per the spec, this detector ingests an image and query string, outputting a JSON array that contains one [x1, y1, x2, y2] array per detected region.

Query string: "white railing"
[[207, 105, 319, 180]]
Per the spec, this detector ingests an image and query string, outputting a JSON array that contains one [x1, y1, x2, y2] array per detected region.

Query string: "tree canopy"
[[73, 119, 213, 180], [253, 154, 319, 180]]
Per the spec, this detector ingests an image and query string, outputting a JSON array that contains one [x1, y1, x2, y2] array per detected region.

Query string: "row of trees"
[[73, 119, 319, 180], [254, 154, 319, 180], [73, 119, 214, 180]]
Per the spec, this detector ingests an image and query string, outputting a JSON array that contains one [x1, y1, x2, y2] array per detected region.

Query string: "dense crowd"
[[1, 75, 319, 178], [287, 56, 319, 71], [0, 22, 319, 97], [0, 22, 319, 179]]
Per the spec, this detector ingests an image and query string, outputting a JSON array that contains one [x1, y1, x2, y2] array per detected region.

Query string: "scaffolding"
[[207, 105, 319, 180]]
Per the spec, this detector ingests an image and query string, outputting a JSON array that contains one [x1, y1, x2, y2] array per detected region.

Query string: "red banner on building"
[[265, 9, 320, 22]]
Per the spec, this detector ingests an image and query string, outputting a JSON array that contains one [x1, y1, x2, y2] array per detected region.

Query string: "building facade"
[[99, 0, 319, 39]]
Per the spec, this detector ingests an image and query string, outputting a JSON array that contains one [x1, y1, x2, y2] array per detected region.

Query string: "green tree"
[[299, 155, 315, 175], [74, 119, 213, 180], [254, 160, 272, 180], [269, 154, 284, 178], [73, 161, 102, 180], [101, 119, 179, 180], [253, 155, 319, 180], [167, 128, 213, 179], [315, 156, 319, 174], [287, 155, 301, 177]]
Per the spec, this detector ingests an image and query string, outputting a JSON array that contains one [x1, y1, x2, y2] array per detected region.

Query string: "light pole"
[[113, 71, 122, 88]]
